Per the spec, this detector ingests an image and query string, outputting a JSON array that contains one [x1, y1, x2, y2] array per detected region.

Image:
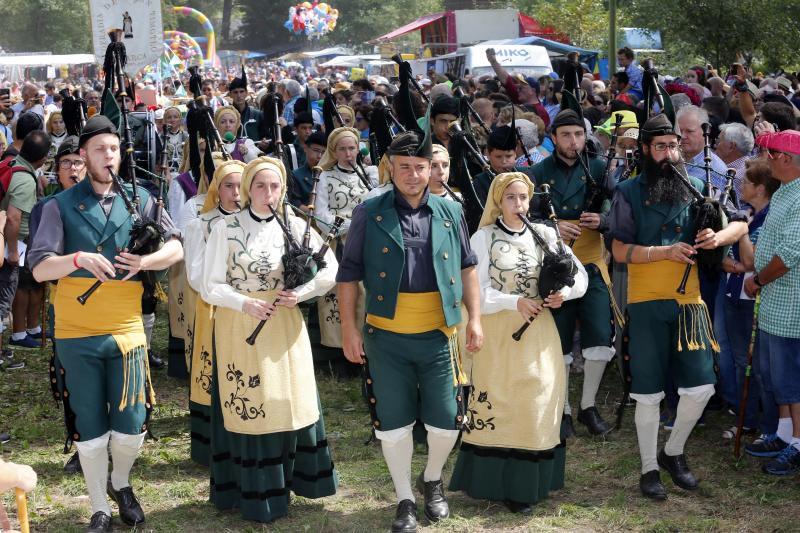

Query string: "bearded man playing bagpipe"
[[26, 115, 183, 533], [608, 113, 747, 500]]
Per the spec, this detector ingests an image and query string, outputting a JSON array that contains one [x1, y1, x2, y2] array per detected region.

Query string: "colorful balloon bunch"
[[284, 2, 339, 40]]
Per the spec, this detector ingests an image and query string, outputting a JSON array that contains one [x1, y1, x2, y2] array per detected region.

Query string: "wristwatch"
[[753, 273, 764, 287]]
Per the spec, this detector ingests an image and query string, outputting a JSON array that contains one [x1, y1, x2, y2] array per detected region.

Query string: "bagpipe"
[[245, 205, 344, 345], [670, 142, 728, 295], [512, 184, 578, 341], [77, 169, 166, 305], [78, 30, 166, 305], [559, 89, 604, 247]]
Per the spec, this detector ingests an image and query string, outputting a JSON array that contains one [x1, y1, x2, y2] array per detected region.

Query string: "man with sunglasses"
[[743, 130, 800, 476]]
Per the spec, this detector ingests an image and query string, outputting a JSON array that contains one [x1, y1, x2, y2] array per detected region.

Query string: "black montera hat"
[[79, 115, 118, 147], [386, 130, 433, 159], [640, 113, 679, 143]]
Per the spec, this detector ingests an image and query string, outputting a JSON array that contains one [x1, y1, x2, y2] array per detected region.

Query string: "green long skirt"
[[209, 351, 337, 523], [448, 440, 566, 505], [190, 401, 210, 467]]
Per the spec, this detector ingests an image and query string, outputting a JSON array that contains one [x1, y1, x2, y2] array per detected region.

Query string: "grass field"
[[1, 305, 799, 532]]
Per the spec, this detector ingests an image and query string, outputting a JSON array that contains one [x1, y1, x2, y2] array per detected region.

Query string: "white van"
[[409, 44, 553, 79]]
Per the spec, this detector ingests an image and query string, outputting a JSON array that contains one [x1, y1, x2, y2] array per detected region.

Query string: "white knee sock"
[[380, 430, 415, 503], [75, 432, 111, 515], [580, 359, 608, 410], [777, 417, 793, 443], [634, 399, 661, 474], [563, 362, 572, 416], [143, 313, 155, 348], [423, 425, 459, 482], [110, 431, 146, 491], [664, 391, 711, 457]]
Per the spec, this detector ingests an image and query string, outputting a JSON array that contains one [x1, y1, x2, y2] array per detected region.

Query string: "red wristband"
[[73, 251, 81, 269]]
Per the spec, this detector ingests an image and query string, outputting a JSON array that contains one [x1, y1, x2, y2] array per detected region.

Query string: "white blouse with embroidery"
[[315, 165, 378, 234], [202, 209, 338, 311], [471, 217, 588, 315]]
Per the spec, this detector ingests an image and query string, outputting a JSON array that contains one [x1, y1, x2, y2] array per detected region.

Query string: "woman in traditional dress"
[[214, 106, 259, 163], [314, 127, 377, 350], [183, 159, 244, 466], [202, 156, 338, 522], [449, 172, 588, 514]]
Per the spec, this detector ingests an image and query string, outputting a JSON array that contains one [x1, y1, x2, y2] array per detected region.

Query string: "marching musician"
[[449, 172, 587, 514], [337, 130, 482, 533], [200, 156, 337, 523], [290, 130, 326, 209], [27, 115, 183, 532], [183, 160, 244, 466], [608, 114, 726, 500], [228, 65, 263, 142], [472, 125, 521, 206], [529, 109, 618, 437], [214, 106, 259, 163], [314, 126, 378, 352]]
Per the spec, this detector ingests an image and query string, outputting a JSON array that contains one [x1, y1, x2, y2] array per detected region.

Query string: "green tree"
[[516, 0, 609, 50], [626, 0, 800, 71], [0, 0, 91, 53]]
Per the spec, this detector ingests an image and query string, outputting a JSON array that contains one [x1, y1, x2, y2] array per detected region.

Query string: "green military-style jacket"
[[613, 172, 704, 247], [361, 189, 465, 328], [54, 177, 151, 281], [529, 154, 607, 221]]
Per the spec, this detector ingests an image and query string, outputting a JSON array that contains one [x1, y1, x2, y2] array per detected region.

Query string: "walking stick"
[[15, 487, 30, 533], [734, 292, 760, 458]]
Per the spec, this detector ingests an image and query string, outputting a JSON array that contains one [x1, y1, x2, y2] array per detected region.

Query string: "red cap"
[[756, 129, 800, 155]]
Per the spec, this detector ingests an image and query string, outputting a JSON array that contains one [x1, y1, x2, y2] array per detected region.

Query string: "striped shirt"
[[755, 177, 800, 338]]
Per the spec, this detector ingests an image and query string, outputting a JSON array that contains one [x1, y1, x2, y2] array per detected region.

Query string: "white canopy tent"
[[319, 54, 392, 68], [0, 54, 96, 66]]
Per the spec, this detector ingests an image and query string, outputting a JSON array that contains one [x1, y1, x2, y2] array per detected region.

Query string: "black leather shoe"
[[107, 481, 145, 526], [504, 499, 533, 514], [148, 349, 164, 369], [577, 406, 613, 436], [415, 473, 449, 522], [87, 511, 113, 532], [64, 451, 82, 474], [562, 414, 576, 438], [391, 499, 418, 533], [657, 449, 698, 490], [639, 470, 667, 500]]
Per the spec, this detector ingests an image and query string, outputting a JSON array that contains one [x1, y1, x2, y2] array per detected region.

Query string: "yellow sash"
[[367, 292, 466, 385], [565, 220, 624, 325], [367, 292, 449, 335], [54, 277, 154, 411], [628, 261, 719, 352]]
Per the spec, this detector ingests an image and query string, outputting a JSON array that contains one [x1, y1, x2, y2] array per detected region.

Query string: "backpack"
[[0, 155, 37, 205]]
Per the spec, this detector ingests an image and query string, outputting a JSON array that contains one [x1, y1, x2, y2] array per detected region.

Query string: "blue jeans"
[[759, 330, 800, 406], [714, 280, 738, 407], [724, 298, 768, 430]]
